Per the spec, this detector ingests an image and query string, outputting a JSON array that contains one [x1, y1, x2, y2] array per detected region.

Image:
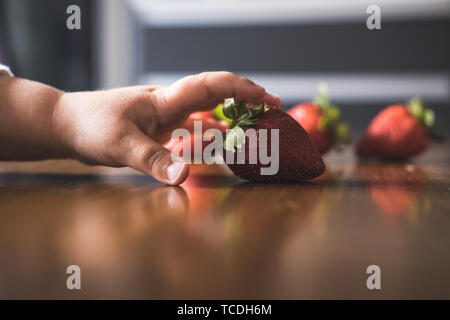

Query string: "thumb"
[[119, 126, 189, 185]]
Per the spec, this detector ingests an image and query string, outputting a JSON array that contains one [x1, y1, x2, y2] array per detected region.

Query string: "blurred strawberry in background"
[[356, 98, 439, 160], [288, 83, 351, 154]]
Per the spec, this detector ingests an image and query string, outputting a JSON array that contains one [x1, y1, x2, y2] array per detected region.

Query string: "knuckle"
[[245, 76, 254, 83], [125, 142, 157, 169], [109, 130, 131, 163], [145, 148, 169, 172], [255, 85, 266, 95], [197, 72, 214, 98], [112, 126, 130, 147], [221, 71, 234, 79], [135, 145, 153, 165], [238, 75, 247, 82], [133, 91, 152, 107], [195, 72, 209, 82], [244, 76, 257, 87]]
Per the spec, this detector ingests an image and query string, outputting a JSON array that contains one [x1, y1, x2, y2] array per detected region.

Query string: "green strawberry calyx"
[[408, 97, 434, 128], [212, 103, 233, 125], [408, 97, 443, 141], [313, 82, 351, 145], [221, 98, 267, 152]]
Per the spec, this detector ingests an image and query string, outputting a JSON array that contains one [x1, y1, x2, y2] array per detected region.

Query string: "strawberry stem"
[[408, 97, 434, 128], [221, 98, 268, 152], [314, 82, 331, 110], [407, 97, 444, 141], [223, 98, 267, 129], [313, 83, 351, 145]]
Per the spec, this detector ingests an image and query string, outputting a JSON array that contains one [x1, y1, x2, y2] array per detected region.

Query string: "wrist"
[[0, 77, 70, 160]]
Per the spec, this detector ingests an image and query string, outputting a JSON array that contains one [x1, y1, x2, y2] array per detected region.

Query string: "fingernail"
[[167, 157, 186, 183]]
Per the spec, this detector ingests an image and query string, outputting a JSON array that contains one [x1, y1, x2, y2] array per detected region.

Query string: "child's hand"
[[53, 72, 281, 184]]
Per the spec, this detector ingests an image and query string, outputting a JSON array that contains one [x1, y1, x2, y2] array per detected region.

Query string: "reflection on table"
[[0, 145, 449, 299]]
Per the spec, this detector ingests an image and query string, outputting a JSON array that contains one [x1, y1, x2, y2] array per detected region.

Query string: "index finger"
[[157, 71, 281, 113]]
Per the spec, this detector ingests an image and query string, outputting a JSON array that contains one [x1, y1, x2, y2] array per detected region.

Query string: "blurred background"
[[0, 0, 449, 133], [0, 1, 449, 300]]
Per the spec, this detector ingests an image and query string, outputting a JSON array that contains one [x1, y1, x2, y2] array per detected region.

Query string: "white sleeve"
[[0, 63, 13, 76]]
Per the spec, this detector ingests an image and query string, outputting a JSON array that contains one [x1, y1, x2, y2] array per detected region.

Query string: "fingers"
[[116, 124, 189, 185], [258, 92, 282, 109], [154, 72, 281, 124]]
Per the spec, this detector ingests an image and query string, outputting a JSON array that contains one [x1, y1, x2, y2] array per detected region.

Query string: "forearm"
[[0, 76, 66, 160]]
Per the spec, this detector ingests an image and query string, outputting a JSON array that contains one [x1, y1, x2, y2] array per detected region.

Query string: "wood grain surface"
[[0, 144, 449, 299]]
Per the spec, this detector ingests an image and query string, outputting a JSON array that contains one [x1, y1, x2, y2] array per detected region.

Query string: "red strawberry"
[[288, 83, 350, 154], [222, 99, 325, 182], [356, 98, 435, 160], [288, 102, 332, 153]]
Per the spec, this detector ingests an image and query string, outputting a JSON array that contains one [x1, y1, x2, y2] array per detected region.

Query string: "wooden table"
[[0, 144, 449, 299]]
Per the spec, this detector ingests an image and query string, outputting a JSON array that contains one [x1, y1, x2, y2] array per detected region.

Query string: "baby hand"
[[54, 72, 281, 185]]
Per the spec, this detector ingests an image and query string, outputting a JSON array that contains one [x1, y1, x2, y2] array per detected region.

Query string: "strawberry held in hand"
[[288, 83, 350, 153], [222, 99, 325, 182], [356, 98, 436, 160]]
